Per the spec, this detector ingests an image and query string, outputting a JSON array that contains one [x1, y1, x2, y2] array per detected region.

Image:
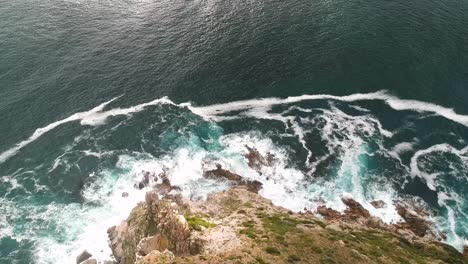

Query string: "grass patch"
[[264, 246, 281, 255], [186, 215, 216, 231], [287, 254, 301, 262]]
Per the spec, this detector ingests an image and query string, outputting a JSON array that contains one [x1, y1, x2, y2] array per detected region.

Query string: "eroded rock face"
[[396, 204, 429, 237], [136, 249, 175, 264], [342, 198, 371, 220], [108, 191, 204, 263], [316, 205, 342, 220]]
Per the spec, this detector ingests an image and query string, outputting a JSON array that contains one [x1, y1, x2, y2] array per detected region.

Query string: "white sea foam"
[[0, 96, 174, 164], [188, 91, 468, 130]]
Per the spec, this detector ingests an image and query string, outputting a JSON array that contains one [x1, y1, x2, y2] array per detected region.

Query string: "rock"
[[463, 246, 468, 259], [244, 145, 275, 173], [137, 235, 169, 256], [316, 205, 342, 220], [342, 198, 370, 220], [245, 180, 263, 194], [76, 250, 92, 263], [396, 204, 429, 237], [136, 249, 175, 264], [205, 164, 263, 193], [122, 192, 129, 198], [206, 164, 242, 181], [370, 200, 386, 209], [79, 259, 97, 264]]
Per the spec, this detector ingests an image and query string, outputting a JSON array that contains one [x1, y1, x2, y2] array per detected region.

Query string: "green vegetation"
[[186, 215, 216, 231], [264, 246, 281, 255]]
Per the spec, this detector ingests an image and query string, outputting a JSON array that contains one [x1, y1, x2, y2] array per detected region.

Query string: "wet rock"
[[206, 164, 242, 181], [463, 246, 468, 259], [76, 250, 92, 263], [370, 200, 386, 209], [342, 198, 370, 220], [205, 164, 263, 193], [396, 204, 429, 237], [245, 180, 263, 194], [316, 205, 342, 220], [244, 145, 275, 173], [122, 192, 129, 198], [79, 259, 97, 264]]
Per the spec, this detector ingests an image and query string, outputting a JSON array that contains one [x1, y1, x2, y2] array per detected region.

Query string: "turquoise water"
[[1, 0, 468, 263]]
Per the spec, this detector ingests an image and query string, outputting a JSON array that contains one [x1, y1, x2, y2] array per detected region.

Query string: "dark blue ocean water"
[[1, 0, 467, 262]]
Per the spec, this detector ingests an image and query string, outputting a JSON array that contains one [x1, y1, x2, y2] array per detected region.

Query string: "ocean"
[[0, 0, 467, 262]]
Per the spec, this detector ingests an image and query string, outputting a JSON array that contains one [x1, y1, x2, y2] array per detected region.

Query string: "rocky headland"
[[77, 147, 468, 264]]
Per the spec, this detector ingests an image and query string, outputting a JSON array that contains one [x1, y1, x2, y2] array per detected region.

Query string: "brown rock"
[[396, 204, 429, 237], [137, 235, 169, 256], [206, 164, 242, 181], [370, 200, 386, 209], [244, 145, 275, 173], [76, 250, 92, 264], [316, 205, 342, 220], [342, 198, 370, 220], [245, 180, 263, 194], [136, 249, 175, 264], [463, 246, 468, 259]]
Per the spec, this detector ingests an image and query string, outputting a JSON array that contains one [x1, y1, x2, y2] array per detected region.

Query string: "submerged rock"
[[370, 200, 386, 209], [76, 250, 92, 264]]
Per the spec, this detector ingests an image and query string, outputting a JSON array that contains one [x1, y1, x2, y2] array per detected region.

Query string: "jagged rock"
[[342, 198, 370, 220], [136, 249, 175, 264], [76, 250, 92, 263], [245, 180, 263, 194], [396, 204, 429, 237], [137, 235, 169, 256], [316, 205, 342, 220], [145, 191, 197, 255], [79, 259, 97, 264], [206, 164, 242, 181], [370, 200, 386, 209], [205, 164, 263, 193], [244, 145, 275, 173]]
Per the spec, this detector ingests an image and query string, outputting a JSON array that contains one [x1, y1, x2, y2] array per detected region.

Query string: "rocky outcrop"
[[395, 204, 430, 237], [342, 198, 371, 220], [370, 200, 386, 209], [76, 250, 92, 264], [244, 145, 275, 173], [107, 191, 204, 264], [205, 164, 263, 194]]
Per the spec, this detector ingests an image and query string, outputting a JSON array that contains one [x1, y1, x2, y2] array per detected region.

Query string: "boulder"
[[76, 250, 92, 264], [396, 204, 429, 237], [80, 259, 97, 264], [316, 205, 342, 220], [137, 235, 169, 256], [122, 192, 129, 198], [136, 249, 175, 264], [244, 145, 275, 173], [370, 200, 386, 209], [206, 164, 242, 181], [463, 246, 468, 259], [342, 198, 370, 220]]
